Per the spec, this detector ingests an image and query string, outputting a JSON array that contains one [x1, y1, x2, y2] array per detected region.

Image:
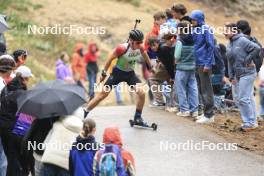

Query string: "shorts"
[[104, 67, 141, 88]]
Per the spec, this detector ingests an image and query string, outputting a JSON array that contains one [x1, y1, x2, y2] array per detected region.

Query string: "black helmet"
[[129, 29, 144, 41]]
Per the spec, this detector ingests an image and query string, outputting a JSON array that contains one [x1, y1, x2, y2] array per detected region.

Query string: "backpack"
[[249, 36, 264, 72], [94, 144, 126, 176], [212, 44, 225, 75]]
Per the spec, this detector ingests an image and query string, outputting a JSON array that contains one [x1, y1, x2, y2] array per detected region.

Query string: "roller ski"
[[129, 118, 158, 131]]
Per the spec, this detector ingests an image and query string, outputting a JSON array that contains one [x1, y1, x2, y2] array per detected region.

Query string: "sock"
[[134, 109, 142, 120]]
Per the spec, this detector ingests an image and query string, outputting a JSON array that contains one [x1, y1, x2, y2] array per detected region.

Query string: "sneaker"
[[191, 111, 199, 118], [195, 114, 204, 120], [166, 107, 179, 113], [240, 124, 258, 132], [176, 111, 190, 117], [149, 102, 165, 109], [196, 116, 215, 124]]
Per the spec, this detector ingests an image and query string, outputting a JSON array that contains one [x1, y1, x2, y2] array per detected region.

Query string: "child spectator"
[[174, 22, 199, 118], [94, 127, 135, 176], [69, 118, 100, 176]]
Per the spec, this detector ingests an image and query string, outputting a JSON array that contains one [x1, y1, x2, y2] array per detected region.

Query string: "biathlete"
[[84, 29, 154, 125]]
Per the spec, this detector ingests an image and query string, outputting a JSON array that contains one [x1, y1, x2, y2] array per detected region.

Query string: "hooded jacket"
[[84, 42, 99, 63], [69, 135, 99, 176], [71, 43, 86, 81], [0, 77, 26, 130], [190, 10, 215, 68], [56, 59, 72, 81], [41, 111, 83, 170], [101, 127, 136, 176], [227, 34, 261, 80]]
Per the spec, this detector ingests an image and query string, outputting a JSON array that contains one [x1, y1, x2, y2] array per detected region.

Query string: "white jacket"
[[41, 107, 84, 170]]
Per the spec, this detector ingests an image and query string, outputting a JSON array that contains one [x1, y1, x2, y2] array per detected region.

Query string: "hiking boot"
[[176, 111, 190, 117], [196, 116, 215, 124]]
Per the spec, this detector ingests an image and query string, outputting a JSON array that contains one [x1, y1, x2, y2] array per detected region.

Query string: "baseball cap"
[[15, 66, 34, 78]]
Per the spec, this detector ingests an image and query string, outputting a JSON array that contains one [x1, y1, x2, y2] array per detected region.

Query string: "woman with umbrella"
[[0, 65, 33, 176]]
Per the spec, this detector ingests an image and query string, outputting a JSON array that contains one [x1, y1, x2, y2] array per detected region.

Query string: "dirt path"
[[92, 106, 264, 176]]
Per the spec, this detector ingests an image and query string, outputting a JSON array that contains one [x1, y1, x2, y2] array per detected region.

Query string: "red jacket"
[[84, 42, 99, 64], [103, 127, 136, 175]]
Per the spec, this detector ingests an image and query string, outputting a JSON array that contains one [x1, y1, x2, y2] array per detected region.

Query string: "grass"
[[114, 0, 141, 7], [1, 0, 80, 84]]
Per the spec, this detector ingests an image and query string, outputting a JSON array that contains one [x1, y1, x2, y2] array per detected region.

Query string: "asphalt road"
[[90, 106, 264, 176]]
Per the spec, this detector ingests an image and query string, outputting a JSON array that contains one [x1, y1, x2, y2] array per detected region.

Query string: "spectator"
[[56, 52, 74, 83], [69, 118, 100, 176], [237, 20, 263, 73], [224, 23, 260, 131], [190, 10, 215, 123], [71, 43, 86, 86], [94, 127, 135, 176], [0, 66, 33, 176], [174, 22, 199, 118], [144, 11, 166, 50], [39, 108, 85, 176], [12, 49, 28, 69], [171, 4, 192, 23], [0, 55, 16, 176], [85, 42, 99, 99]]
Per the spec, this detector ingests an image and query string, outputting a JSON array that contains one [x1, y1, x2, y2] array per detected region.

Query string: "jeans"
[[176, 70, 199, 112], [163, 81, 178, 107], [0, 137, 7, 176], [196, 68, 215, 118], [40, 163, 70, 176], [149, 79, 165, 104], [234, 73, 257, 126], [114, 84, 122, 104], [87, 71, 97, 98], [259, 87, 264, 116]]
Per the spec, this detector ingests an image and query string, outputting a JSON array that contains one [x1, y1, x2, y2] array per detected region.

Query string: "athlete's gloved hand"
[[99, 70, 107, 83]]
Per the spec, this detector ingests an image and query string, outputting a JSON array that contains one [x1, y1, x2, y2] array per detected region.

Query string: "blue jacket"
[[69, 135, 99, 176], [190, 10, 215, 68]]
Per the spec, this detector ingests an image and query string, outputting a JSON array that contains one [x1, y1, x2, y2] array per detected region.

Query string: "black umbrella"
[[17, 80, 87, 119]]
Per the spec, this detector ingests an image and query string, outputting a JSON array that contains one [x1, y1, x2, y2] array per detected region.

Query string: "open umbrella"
[[0, 15, 8, 33], [17, 80, 87, 119]]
